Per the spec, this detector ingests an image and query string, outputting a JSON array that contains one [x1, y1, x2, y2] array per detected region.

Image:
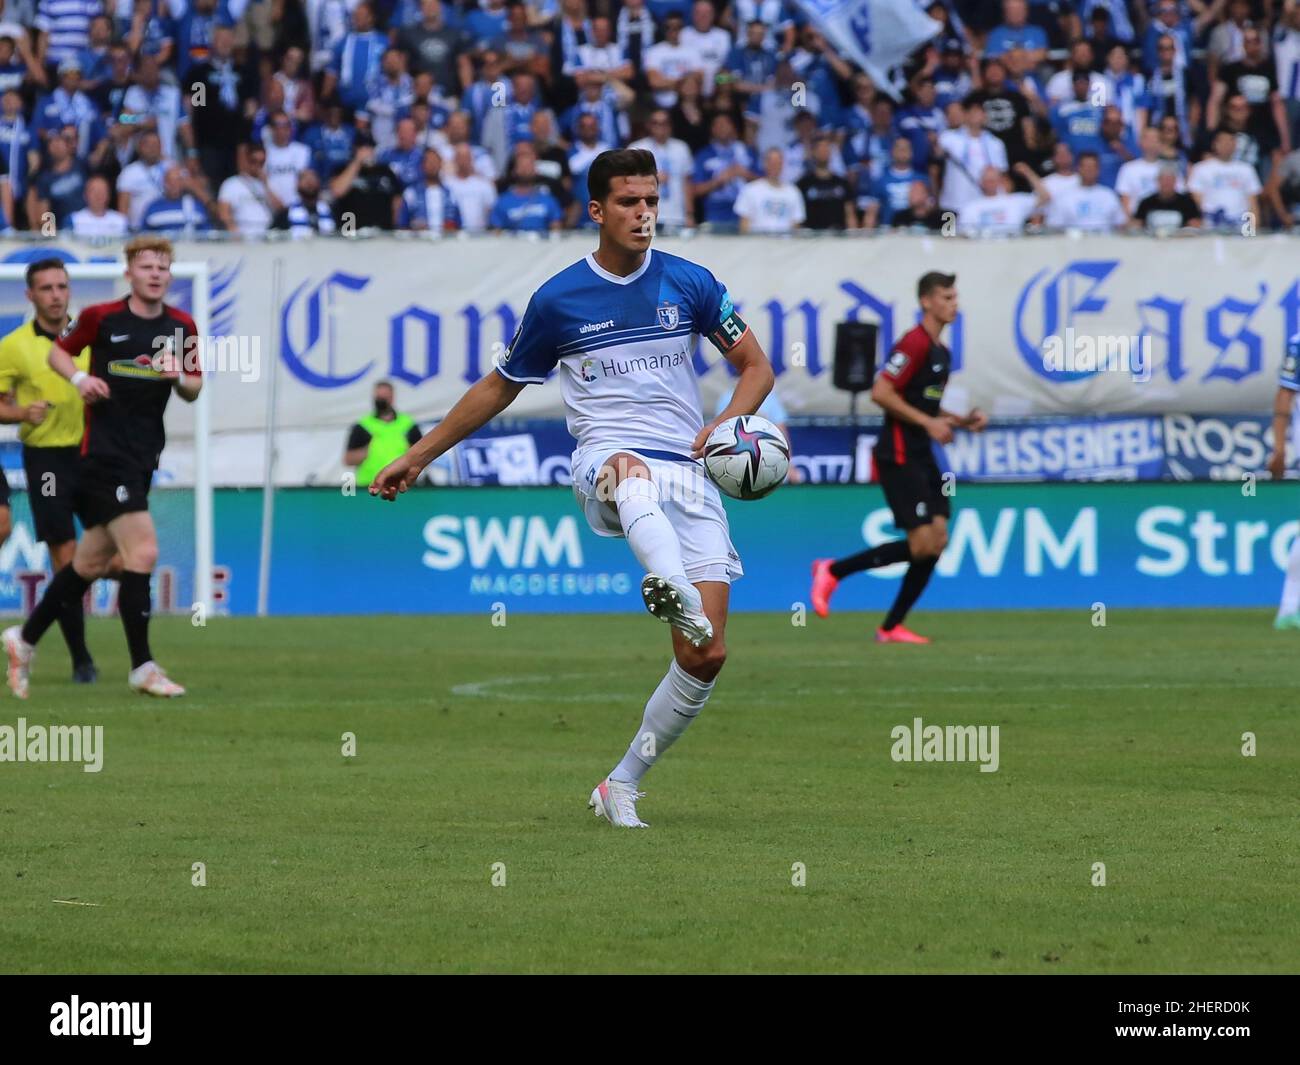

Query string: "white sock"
[[615, 476, 687, 580], [1280, 536, 1300, 617], [610, 660, 715, 784]]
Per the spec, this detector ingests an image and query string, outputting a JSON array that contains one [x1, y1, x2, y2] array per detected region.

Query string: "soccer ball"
[[702, 414, 791, 500]]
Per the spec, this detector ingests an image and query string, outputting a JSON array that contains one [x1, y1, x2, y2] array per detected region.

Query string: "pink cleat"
[[875, 625, 930, 645], [810, 559, 839, 618]]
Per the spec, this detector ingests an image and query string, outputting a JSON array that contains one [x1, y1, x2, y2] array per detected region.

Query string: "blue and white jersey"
[[35, 0, 102, 66], [1281, 333, 1300, 450], [497, 248, 742, 455], [1281, 334, 1300, 392]]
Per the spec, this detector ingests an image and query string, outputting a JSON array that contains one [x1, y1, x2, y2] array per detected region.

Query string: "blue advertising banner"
[[208, 483, 1296, 615], [283, 413, 1295, 488]]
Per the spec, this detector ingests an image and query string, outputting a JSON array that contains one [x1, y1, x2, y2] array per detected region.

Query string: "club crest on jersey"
[[657, 302, 679, 331]]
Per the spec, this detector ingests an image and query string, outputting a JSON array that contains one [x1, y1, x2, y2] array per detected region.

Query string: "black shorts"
[[877, 453, 951, 530], [74, 465, 152, 531], [0, 465, 9, 508], [22, 445, 81, 545]]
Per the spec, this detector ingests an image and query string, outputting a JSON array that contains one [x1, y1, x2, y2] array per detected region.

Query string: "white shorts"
[[571, 444, 744, 585]]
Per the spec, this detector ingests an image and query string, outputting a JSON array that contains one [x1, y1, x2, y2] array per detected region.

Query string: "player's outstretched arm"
[[1269, 385, 1295, 479], [370, 371, 527, 501], [691, 328, 774, 456]]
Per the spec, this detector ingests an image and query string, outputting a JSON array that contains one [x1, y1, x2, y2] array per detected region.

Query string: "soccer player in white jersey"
[[370, 148, 774, 828], [1268, 333, 1300, 629]]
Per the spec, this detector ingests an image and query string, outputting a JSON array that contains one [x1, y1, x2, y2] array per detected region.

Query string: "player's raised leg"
[[591, 579, 729, 827], [811, 540, 912, 618], [877, 516, 947, 644], [106, 510, 184, 697], [596, 451, 712, 646], [4, 525, 116, 698]]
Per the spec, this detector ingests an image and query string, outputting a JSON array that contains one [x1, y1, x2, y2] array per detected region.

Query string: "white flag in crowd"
[[791, 0, 942, 100]]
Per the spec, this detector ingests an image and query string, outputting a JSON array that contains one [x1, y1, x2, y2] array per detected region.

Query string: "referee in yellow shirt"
[[0, 259, 100, 682]]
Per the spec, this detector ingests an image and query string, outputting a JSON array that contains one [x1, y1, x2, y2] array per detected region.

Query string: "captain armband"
[[708, 309, 749, 353]]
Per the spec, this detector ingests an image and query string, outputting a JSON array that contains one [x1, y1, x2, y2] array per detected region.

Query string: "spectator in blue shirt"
[[561, 81, 626, 147], [140, 163, 214, 234], [398, 148, 461, 230], [174, 0, 227, 81], [844, 96, 896, 184], [35, 0, 103, 73], [34, 57, 102, 157], [379, 116, 424, 188], [1097, 104, 1137, 187], [323, 2, 388, 113], [0, 34, 28, 97], [985, 0, 1048, 65], [1082, 0, 1135, 44], [75, 14, 114, 87], [488, 152, 563, 231], [727, 20, 777, 96], [647, 0, 692, 22], [27, 129, 87, 227], [934, 40, 974, 110], [1141, 0, 1215, 75], [566, 112, 611, 226], [122, 0, 175, 66], [1051, 71, 1106, 158], [861, 136, 927, 228], [402, 95, 450, 146], [304, 100, 357, 179], [0, 89, 34, 208], [897, 74, 945, 170], [463, 0, 509, 50], [692, 113, 757, 225]]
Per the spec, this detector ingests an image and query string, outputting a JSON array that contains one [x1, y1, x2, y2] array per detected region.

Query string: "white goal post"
[[0, 258, 213, 614]]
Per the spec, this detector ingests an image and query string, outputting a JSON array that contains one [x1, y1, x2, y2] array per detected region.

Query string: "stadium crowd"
[[0, 0, 1298, 237]]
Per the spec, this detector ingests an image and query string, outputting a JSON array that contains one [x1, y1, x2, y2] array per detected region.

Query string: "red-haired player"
[[4, 237, 200, 698]]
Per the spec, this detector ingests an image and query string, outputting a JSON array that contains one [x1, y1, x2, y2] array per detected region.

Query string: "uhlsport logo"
[[657, 301, 679, 330]]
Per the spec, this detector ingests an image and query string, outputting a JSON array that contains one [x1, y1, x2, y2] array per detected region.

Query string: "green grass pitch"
[[2, 609, 1297, 974]]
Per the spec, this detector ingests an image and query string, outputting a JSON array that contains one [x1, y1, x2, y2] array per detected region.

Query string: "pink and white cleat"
[[588, 777, 649, 828], [128, 661, 186, 698], [2, 625, 34, 699], [810, 559, 839, 618], [875, 625, 931, 645]]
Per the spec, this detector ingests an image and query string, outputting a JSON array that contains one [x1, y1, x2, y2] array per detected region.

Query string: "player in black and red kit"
[[4, 237, 201, 698], [810, 272, 987, 643]]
